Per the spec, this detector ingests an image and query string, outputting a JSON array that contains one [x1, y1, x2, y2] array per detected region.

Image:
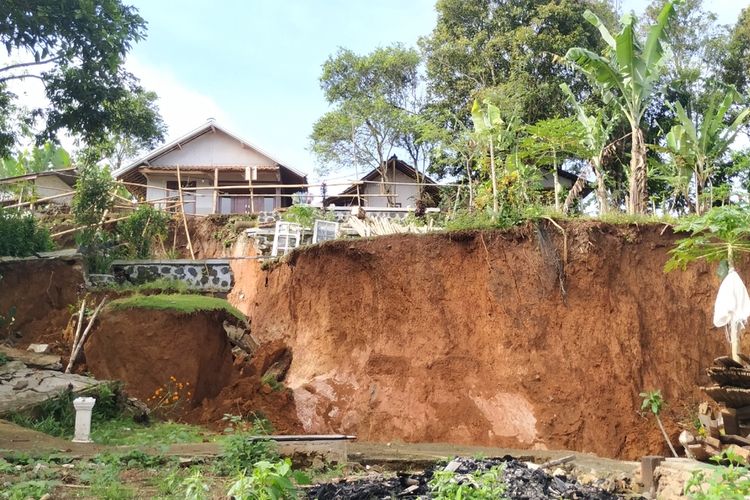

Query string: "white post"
[[72, 397, 96, 443]]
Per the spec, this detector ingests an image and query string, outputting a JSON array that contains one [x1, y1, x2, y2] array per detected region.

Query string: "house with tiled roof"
[[114, 120, 307, 215]]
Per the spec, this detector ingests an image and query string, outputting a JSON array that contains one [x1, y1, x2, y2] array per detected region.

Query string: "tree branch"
[[0, 55, 63, 74], [0, 73, 47, 85]]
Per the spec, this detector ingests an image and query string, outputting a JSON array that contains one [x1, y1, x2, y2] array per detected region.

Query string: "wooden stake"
[[213, 167, 219, 214], [65, 297, 106, 373], [176, 164, 196, 260]]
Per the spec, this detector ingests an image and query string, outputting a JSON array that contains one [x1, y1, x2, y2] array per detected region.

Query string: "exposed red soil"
[[84, 307, 301, 432], [237, 221, 731, 460], [0, 257, 83, 352]]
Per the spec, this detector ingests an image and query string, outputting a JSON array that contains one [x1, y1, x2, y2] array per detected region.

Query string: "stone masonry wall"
[[110, 259, 233, 292]]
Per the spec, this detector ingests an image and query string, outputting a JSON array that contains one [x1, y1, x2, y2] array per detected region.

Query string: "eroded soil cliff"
[[241, 221, 728, 460]]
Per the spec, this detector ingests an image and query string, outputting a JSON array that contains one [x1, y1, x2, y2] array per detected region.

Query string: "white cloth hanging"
[[713, 269, 750, 344]]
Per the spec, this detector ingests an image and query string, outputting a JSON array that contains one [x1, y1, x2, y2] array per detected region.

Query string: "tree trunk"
[[628, 125, 648, 215], [489, 136, 498, 215], [595, 159, 608, 215], [553, 150, 561, 212]]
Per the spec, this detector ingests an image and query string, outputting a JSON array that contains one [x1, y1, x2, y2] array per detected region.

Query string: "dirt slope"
[[0, 257, 83, 349], [239, 221, 729, 460]]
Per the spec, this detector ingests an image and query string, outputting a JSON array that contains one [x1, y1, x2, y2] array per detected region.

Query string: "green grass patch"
[[91, 418, 215, 446], [107, 294, 246, 322], [95, 278, 194, 295]]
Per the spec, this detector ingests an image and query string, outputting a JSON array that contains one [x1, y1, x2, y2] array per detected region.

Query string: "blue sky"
[[126, 0, 749, 184]]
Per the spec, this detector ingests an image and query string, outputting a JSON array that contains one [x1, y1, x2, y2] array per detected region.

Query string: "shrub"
[[226, 459, 309, 500], [282, 204, 332, 228], [0, 208, 54, 257], [117, 204, 171, 259], [217, 421, 278, 475], [685, 450, 750, 499]]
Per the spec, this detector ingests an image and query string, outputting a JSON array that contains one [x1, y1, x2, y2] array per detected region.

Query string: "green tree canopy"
[[0, 0, 163, 157], [310, 44, 422, 205], [419, 0, 617, 125]]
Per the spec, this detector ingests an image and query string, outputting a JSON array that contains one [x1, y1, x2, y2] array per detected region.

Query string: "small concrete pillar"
[[72, 397, 96, 443]]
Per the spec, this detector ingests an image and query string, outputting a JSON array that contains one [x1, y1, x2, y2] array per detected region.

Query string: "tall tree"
[[566, 0, 680, 214], [419, 0, 617, 126], [0, 0, 162, 157], [664, 87, 750, 214], [310, 44, 421, 206], [723, 7, 750, 95], [77, 86, 165, 170]]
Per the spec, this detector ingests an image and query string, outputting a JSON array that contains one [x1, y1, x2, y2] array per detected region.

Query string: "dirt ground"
[[239, 221, 730, 460]]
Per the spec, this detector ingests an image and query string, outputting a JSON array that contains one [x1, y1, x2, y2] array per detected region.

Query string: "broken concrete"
[[0, 345, 62, 370], [0, 362, 106, 415]]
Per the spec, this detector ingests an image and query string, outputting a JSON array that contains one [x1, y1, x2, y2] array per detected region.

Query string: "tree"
[[419, 0, 617, 126], [470, 99, 519, 214], [722, 7, 750, 94], [560, 83, 620, 214], [310, 45, 421, 206], [0, 1, 162, 157], [664, 87, 750, 214], [518, 117, 587, 211], [566, 1, 680, 214], [77, 86, 166, 169]]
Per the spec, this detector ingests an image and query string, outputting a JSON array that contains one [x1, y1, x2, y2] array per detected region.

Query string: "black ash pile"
[[307, 456, 637, 499]]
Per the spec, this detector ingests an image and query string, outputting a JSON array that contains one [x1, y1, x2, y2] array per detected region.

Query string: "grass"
[[107, 293, 246, 322], [91, 418, 215, 446], [96, 277, 194, 295]]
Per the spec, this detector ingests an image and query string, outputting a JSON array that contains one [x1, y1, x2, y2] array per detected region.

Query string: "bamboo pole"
[[51, 214, 133, 237], [4, 190, 75, 209], [213, 167, 219, 214], [65, 297, 106, 374], [176, 165, 196, 260]]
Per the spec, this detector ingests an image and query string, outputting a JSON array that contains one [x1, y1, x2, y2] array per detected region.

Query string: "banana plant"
[[566, 0, 680, 215], [470, 99, 519, 214], [560, 83, 619, 214], [665, 87, 750, 215]]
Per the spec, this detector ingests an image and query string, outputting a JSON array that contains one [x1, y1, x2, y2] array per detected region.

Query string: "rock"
[[552, 467, 566, 477], [0, 345, 62, 370], [32, 462, 47, 474], [27, 344, 50, 354], [13, 380, 28, 390], [39, 495, 51, 500]]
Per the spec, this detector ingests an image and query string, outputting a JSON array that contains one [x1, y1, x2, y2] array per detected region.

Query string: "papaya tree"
[[566, 0, 680, 214], [664, 87, 750, 215]]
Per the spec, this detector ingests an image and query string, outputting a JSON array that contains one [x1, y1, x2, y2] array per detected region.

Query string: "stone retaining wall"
[[110, 259, 233, 292]]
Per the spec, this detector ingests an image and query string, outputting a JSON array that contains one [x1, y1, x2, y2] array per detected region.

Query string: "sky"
[[116, 0, 750, 184]]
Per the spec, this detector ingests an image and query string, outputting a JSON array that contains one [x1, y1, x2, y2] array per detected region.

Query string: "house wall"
[[151, 129, 276, 167], [541, 171, 576, 190], [361, 170, 423, 208], [145, 173, 214, 215], [35, 176, 74, 205]]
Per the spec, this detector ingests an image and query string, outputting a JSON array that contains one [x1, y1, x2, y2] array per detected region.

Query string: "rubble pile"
[[306, 457, 630, 499], [683, 355, 750, 461]]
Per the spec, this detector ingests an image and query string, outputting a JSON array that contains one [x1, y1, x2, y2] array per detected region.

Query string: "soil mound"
[[0, 257, 83, 351], [84, 307, 302, 432], [237, 221, 730, 460]]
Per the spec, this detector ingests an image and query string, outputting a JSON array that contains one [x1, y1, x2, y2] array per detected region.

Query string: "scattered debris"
[[306, 457, 630, 499], [0, 345, 62, 370], [27, 343, 51, 354]]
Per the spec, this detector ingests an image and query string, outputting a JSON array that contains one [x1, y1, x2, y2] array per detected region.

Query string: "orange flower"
[[172, 395, 179, 401]]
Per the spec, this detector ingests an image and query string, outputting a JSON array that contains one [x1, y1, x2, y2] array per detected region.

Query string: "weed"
[[640, 390, 678, 457], [1, 479, 57, 500], [146, 375, 192, 417], [685, 450, 750, 499], [96, 277, 193, 295], [0, 352, 8, 367], [261, 373, 285, 392], [91, 418, 210, 446], [226, 459, 309, 500], [93, 450, 169, 469], [217, 421, 279, 475], [85, 464, 135, 500], [182, 468, 212, 500], [429, 464, 507, 499]]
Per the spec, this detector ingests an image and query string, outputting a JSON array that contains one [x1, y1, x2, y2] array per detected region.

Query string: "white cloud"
[[125, 57, 232, 142]]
